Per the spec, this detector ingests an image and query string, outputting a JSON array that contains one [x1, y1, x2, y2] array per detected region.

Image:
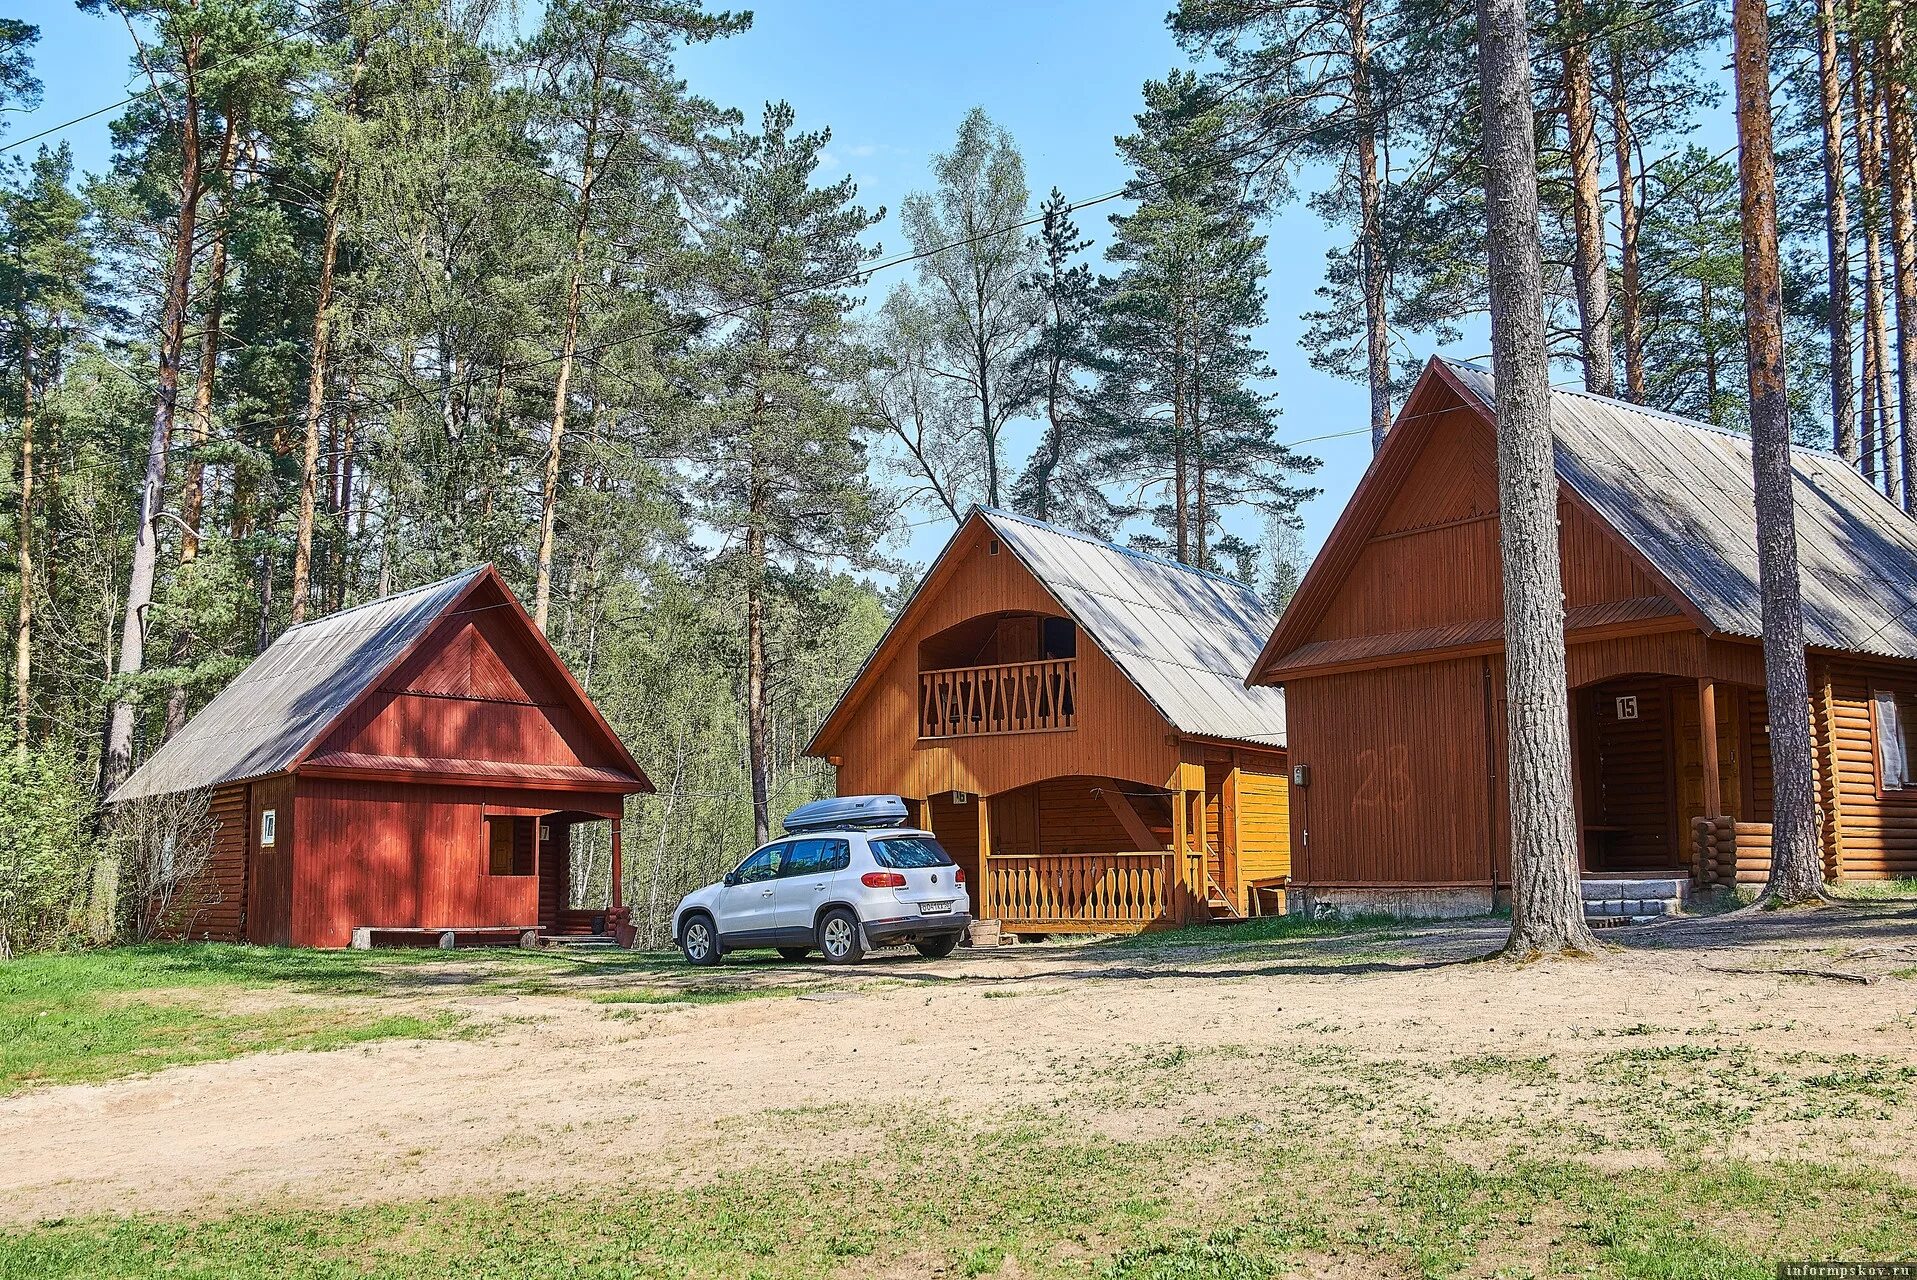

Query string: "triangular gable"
[[807, 511, 1177, 756], [1247, 358, 1708, 686], [301, 568, 650, 787]]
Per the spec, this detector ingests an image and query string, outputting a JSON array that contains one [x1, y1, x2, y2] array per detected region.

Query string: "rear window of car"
[[870, 836, 953, 869]]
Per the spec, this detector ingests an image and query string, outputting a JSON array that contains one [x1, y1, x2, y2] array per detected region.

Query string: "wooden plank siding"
[[153, 783, 250, 941], [819, 521, 1187, 800]]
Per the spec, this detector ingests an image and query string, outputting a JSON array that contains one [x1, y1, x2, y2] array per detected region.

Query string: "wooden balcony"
[[985, 852, 1182, 934], [918, 658, 1077, 739]]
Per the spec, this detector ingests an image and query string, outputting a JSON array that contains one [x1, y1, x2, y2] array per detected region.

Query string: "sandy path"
[[2, 909, 1913, 1224]]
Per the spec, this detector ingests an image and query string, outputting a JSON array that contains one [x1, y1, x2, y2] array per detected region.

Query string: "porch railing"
[[986, 852, 1175, 933], [918, 658, 1077, 739]]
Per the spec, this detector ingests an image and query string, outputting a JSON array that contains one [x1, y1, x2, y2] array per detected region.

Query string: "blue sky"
[[19, 0, 1500, 572]]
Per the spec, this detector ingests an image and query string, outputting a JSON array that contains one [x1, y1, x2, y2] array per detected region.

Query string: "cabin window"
[[259, 809, 277, 847], [1875, 690, 1914, 792], [485, 816, 535, 876]]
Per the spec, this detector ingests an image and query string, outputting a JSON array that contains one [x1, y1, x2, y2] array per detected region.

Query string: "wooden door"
[[245, 778, 295, 945]]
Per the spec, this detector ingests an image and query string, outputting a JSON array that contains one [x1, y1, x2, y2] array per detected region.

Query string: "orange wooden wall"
[[820, 521, 1184, 799]]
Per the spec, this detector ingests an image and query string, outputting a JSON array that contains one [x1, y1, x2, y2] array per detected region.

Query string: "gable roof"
[[1251, 357, 1917, 682], [111, 565, 650, 801], [810, 507, 1287, 752]]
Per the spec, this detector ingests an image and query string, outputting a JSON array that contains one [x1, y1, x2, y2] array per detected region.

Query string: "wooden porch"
[[914, 764, 1291, 936], [1573, 672, 1775, 883]]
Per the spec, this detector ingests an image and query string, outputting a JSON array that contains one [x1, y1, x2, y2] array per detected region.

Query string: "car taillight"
[[861, 871, 907, 889], [953, 867, 965, 883]]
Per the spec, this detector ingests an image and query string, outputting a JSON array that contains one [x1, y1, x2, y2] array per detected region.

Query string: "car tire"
[[776, 946, 810, 962], [817, 908, 865, 965], [679, 913, 721, 967], [914, 934, 959, 960]]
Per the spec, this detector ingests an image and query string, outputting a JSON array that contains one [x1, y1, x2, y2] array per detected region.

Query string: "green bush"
[[0, 750, 94, 958]]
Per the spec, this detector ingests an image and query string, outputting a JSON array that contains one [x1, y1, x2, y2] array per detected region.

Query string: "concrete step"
[[1582, 876, 1689, 922]]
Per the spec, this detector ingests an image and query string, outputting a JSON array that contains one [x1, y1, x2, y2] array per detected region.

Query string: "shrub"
[[0, 750, 94, 958]]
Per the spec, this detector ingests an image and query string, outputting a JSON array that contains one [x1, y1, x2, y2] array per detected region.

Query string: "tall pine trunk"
[[1478, 0, 1597, 956], [165, 103, 241, 741], [290, 146, 347, 625], [1559, 0, 1615, 395], [291, 44, 364, 626], [1856, 23, 1897, 493], [1734, 0, 1824, 905], [1351, 0, 1392, 448], [1818, 0, 1857, 463], [1608, 49, 1646, 402], [1883, 0, 1917, 511], [101, 35, 206, 802], [535, 57, 607, 633], [14, 332, 32, 756]]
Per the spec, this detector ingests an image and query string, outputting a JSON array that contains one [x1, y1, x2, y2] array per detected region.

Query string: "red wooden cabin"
[[1248, 358, 1917, 916], [112, 565, 652, 948]]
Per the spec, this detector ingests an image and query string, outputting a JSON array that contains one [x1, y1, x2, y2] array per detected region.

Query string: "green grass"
[[0, 945, 478, 1094], [4, 1118, 1912, 1280], [1828, 878, 1917, 901]]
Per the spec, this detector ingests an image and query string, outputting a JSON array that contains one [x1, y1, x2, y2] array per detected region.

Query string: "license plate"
[[918, 901, 953, 915]]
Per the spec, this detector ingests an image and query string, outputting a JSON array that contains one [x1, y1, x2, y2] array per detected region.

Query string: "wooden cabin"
[[806, 508, 1291, 934], [111, 565, 652, 948], [1247, 357, 1917, 915]]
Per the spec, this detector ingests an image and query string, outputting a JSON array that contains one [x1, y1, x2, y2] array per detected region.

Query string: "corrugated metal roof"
[[1266, 596, 1681, 675], [1444, 360, 1917, 661], [981, 509, 1288, 747], [110, 568, 489, 801], [303, 752, 639, 787]]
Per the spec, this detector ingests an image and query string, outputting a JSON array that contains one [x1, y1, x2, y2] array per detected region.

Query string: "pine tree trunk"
[[1559, 0, 1616, 396], [1884, 1, 1917, 512], [746, 517, 771, 847], [179, 100, 238, 568], [1351, 0, 1392, 448], [1818, 0, 1857, 463], [535, 86, 605, 633], [1173, 317, 1189, 563], [1734, 0, 1824, 905], [14, 333, 32, 757], [1855, 10, 1887, 486], [1477, 0, 1597, 957], [289, 148, 346, 626], [101, 36, 206, 804], [1608, 49, 1646, 403]]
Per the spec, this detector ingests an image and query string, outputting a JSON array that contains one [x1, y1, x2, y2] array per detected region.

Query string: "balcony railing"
[[918, 658, 1077, 739]]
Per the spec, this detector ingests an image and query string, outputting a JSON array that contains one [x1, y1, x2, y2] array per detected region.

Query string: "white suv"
[[672, 828, 972, 966]]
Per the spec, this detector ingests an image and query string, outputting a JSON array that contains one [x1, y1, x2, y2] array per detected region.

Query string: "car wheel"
[[679, 913, 721, 967], [914, 934, 959, 960], [817, 908, 865, 965], [776, 946, 810, 962]]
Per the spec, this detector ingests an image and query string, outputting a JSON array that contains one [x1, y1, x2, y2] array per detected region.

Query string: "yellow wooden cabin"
[[805, 508, 1292, 934]]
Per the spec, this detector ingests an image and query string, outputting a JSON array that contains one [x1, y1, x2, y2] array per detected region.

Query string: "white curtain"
[[1875, 690, 1909, 791]]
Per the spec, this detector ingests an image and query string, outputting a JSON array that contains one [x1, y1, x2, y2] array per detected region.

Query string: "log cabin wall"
[[819, 522, 1183, 800], [1816, 654, 1917, 878]]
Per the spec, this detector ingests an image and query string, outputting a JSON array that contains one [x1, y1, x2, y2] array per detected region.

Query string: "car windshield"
[[870, 836, 953, 869]]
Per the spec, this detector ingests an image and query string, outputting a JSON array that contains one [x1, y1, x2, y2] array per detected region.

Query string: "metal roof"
[[1445, 360, 1917, 661], [110, 567, 489, 801], [981, 509, 1288, 746]]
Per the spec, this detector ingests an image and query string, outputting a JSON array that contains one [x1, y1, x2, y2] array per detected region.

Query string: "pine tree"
[[691, 102, 884, 844]]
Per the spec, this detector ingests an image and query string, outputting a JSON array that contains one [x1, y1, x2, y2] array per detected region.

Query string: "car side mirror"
[[723, 871, 740, 887]]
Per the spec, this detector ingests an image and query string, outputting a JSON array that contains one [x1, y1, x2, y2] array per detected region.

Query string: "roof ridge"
[[279, 564, 488, 634], [977, 506, 1266, 597], [1441, 357, 1845, 460]]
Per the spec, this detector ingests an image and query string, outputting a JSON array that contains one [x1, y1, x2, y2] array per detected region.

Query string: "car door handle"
[[761, 888, 774, 898], [813, 883, 827, 891]]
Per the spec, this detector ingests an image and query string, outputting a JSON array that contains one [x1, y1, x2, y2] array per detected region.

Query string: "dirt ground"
[[3, 905, 1915, 1227]]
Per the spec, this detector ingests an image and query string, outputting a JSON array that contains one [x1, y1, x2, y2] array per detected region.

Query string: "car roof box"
[[783, 794, 912, 834]]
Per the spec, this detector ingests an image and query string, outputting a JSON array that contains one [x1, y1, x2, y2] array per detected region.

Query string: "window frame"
[[1874, 688, 1915, 797]]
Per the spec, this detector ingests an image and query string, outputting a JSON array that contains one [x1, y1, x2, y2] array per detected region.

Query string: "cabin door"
[[1574, 678, 1684, 874]]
